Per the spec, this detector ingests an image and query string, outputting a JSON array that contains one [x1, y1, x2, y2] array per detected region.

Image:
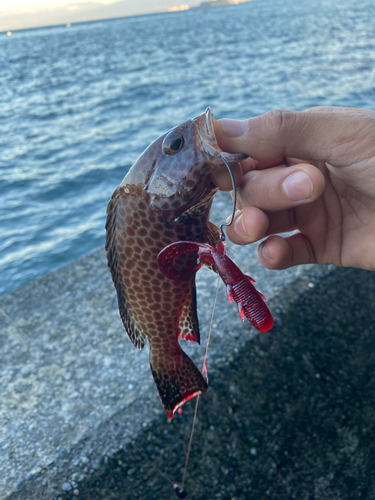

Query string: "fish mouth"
[[203, 107, 215, 144], [197, 107, 220, 159], [198, 106, 247, 164]]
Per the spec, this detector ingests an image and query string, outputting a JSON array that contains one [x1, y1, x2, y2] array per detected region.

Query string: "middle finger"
[[237, 163, 325, 212]]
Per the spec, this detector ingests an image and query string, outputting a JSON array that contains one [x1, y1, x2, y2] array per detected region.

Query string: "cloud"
[[1, 0, 200, 32]]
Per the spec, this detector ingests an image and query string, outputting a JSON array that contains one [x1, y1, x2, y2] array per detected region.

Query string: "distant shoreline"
[[0, 0, 257, 35], [197, 0, 254, 7]]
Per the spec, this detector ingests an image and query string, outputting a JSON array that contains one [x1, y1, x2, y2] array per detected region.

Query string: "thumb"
[[215, 109, 365, 169]]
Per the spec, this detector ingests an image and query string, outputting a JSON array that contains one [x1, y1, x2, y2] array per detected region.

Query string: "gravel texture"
[[1, 192, 375, 500]]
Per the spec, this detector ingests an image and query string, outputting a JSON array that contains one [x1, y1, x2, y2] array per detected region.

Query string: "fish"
[[105, 108, 244, 418], [157, 240, 274, 332]]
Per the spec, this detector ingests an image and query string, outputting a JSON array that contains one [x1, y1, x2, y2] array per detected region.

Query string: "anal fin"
[[178, 284, 200, 343]]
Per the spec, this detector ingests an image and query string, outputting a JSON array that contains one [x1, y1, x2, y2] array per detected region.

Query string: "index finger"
[[214, 108, 372, 169]]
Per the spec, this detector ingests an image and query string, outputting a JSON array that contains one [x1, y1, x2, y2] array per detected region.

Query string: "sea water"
[[1, 0, 375, 295]]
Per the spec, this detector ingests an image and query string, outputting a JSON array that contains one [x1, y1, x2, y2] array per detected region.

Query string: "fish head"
[[122, 107, 245, 212]]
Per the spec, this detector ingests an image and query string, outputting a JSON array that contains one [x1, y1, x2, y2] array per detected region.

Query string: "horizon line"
[[0, 0, 254, 35], [0, 9, 176, 36]]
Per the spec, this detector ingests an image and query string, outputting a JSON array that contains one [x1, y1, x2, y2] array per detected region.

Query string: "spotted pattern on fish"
[[106, 185, 218, 410]]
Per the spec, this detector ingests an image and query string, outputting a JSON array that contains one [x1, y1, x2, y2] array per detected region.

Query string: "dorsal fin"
[[105, 186, 147, 350], [178, 283, 200, 343]]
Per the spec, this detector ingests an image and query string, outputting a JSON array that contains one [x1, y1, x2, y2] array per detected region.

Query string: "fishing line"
[[181, 394, 199, 491], [179, 154, 238, 493], [181, 275, 220, 492], [131, 440, 175, 486]]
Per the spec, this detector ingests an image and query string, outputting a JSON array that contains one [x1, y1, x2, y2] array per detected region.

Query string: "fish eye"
[[162, 132, 184, 155]]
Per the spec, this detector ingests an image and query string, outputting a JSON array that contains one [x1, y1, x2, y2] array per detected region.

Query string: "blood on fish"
[[158, 240, 273, 332], [168, 390, 201, 419]]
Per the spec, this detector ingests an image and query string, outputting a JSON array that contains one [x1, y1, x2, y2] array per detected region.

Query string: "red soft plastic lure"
[[157, 240, 273, 332]]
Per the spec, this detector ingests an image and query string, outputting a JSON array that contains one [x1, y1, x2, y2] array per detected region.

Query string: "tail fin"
[[150, 345, 208, 418]]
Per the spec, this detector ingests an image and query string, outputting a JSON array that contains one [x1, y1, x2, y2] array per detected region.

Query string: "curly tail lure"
[[158, 154, 274, 333]]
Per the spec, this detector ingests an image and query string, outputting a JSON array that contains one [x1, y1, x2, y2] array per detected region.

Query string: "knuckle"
[[262, 109, 298, 138]]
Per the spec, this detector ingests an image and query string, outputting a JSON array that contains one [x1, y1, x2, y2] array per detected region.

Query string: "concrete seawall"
[[1, 194, 375, 500]]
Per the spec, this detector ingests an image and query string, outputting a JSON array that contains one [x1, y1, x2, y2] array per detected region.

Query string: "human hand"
[[212, 107, 375, 271]]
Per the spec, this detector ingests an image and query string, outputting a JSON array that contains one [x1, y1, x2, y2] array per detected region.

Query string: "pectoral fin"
[[174, 188, 219, 225]]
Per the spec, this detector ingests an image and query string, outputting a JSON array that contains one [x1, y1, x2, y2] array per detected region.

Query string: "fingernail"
[[283, 171, 313, 201], [221, 119, 247, 138], [233, 213, 248, 238]]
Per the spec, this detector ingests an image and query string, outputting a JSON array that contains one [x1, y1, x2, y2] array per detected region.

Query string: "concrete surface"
[[1, 192, 375, 500]]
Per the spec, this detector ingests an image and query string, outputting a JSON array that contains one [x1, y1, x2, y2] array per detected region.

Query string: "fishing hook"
[[219, 154, 237, 242]]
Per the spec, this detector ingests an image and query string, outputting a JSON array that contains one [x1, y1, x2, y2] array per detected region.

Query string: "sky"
[[0, 0, 199, 32]]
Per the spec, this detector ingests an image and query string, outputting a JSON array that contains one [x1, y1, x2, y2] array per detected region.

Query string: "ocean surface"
[[1, 0, 375, 296]]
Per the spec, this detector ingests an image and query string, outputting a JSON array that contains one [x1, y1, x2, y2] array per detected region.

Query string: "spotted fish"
[[105, 108, 244, 417]]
